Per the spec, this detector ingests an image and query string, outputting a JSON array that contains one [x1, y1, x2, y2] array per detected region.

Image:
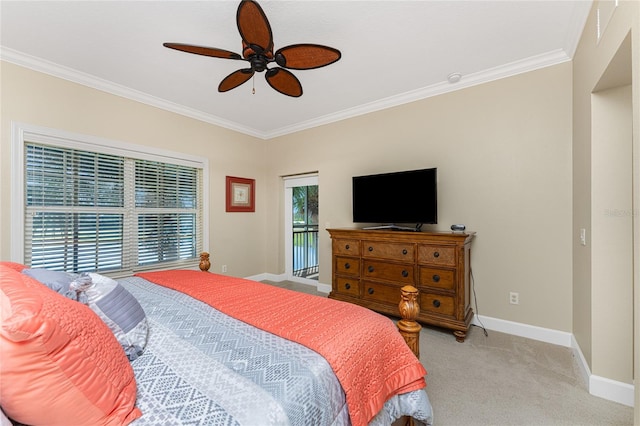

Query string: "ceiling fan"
[[163, 0, 341, 98]]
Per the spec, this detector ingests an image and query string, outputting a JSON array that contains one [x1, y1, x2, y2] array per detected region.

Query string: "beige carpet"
[[419, 324, 633, 425], [262, 280, 634, 425]]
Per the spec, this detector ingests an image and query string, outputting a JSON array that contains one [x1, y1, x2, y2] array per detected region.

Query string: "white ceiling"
[[0, 1, 592, 139]]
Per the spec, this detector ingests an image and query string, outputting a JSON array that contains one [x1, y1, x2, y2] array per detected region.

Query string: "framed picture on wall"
[[226, 176, 255, 212]]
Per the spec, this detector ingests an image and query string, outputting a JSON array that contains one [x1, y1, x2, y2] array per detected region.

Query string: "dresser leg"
[[453, 330, 466, 343]]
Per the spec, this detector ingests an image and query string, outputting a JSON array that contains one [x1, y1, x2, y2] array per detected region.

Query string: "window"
[[135, 160, 200, 267], [13, 124, 208, 276]]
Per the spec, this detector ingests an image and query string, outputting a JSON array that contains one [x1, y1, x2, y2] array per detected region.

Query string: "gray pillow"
[[22, 268, 74, 293], [83, 273, 149, 361]]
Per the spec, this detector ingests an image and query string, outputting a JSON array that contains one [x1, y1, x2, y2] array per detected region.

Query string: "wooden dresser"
[[327, 228, 475, 342]]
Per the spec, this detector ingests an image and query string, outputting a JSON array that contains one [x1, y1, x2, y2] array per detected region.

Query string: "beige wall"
[[0, 62, 268, 278], [572, 0, 639, 398], [3, 59, 575, 333], [266, 63, 574, 332]]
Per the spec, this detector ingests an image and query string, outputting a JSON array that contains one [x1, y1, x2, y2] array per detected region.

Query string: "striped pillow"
[[84, 273, 149, 361]]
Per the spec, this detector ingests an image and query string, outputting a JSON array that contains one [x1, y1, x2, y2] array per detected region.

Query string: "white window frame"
[[11, 122, 210, 273]]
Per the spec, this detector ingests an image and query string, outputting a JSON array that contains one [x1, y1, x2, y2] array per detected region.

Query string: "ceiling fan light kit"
[[163, 0, 341, 97]]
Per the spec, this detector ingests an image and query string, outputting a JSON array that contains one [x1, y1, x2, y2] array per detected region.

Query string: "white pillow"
[[83, 273, 149, 361]]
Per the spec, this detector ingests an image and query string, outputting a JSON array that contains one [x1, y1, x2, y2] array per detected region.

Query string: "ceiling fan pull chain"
[[252, 74, 255, 94]]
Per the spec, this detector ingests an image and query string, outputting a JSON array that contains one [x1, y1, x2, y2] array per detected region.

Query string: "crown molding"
[[0, 47, 264, 139], [2, 46, 570, 140], [264, 49, 571, 139]]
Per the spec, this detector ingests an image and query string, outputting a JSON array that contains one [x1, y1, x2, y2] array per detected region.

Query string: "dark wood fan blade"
[[275, 44, 341, 70], [163, 43, 242, 60], [236, 0, 273, 55], [218, 68, 254, 92], [265, 68, 302, 97]]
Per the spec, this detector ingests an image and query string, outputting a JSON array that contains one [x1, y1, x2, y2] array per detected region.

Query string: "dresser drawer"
[[362, 241, 415, 262], [418, 245, 456, 266], [333, 239, 360, 256], [419, 267, 455, 290], [363, 260, 414, 284], [420, 292, 455, 317], [335, 256, 360, 276], [334, 276, 360, 297], [361, 281, 401, 305]]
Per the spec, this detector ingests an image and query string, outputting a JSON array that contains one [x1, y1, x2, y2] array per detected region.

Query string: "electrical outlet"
[[509, 292, 519, 305], [221, 265, 228, 273]]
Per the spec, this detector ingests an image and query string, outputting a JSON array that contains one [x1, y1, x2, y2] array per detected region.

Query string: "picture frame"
[[226, 176, 255, 212]]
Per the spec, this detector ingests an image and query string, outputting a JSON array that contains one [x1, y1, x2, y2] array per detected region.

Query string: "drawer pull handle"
[[402, 270, 409, 278], [368, 246, 374, 252], [432, 299, 441, 308], [432, 274, 440, 282], [433, 251, 440, 258], [345, 263, 351, 269], [345, 244, 350, 250], [402, 249, 408, 255], [368, 266, 374, 273], [368, 288, 374, 295], [345, 283, 351, 290]]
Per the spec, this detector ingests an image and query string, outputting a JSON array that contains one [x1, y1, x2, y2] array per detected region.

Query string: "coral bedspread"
[[136, 270, 426, 426]]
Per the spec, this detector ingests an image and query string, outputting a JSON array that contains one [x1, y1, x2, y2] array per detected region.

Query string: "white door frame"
[[283, 174, 318, 284]]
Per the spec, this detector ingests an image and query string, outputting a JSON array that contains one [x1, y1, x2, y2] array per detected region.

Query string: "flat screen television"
[[352, 167, 437, 230]]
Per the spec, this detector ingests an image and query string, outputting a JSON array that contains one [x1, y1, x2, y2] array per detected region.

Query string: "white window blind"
[[24, 142, 203, 274], [134, 160, 200, 266]]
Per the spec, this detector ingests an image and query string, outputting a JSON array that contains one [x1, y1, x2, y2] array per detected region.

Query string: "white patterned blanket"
[[121, 276, 433, 426]]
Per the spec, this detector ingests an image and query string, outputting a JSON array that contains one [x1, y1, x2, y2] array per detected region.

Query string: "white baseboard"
[[571, 334, 592, 391], [590, 375, 635, 407], [245, 272, 282, 282], [565, 335, 635, 408], [474, 314, 634, 407], [473, 314, 574, 347]]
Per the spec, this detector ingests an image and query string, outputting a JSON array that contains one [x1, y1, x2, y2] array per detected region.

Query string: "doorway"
[[589, 32, 635, 404], [284, 174, 319, 284]]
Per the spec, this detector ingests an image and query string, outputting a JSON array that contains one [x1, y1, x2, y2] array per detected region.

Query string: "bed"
[[0, 256, 433, 426]]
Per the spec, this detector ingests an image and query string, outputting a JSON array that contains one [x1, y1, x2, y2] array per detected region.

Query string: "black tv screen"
[[352, 168, 437, 227]]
